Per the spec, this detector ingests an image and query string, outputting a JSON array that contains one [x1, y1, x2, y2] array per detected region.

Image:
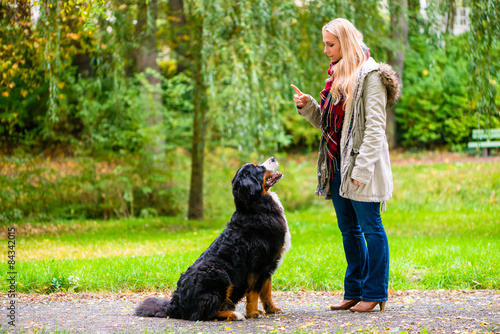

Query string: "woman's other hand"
[[352, 179, 364, 186], [291, 84, 310, 108]]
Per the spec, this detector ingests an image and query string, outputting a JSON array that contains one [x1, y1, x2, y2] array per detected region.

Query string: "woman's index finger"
[[290, 84, 303, 96]]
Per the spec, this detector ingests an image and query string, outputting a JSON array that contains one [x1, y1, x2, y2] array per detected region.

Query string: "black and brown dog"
[[135, 157, 291, 321]]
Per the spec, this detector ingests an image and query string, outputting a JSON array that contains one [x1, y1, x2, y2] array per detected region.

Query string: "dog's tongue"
[[265, 171, 283, 187]]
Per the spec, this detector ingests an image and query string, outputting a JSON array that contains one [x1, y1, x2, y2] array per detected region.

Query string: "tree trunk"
[[387, 0, 408, 148], [168, 0, 189, 72], [446, 0, 456, 35], [168, 0, 206, 219], [134, 0, 166, 156], [187, 19, 207, 220]]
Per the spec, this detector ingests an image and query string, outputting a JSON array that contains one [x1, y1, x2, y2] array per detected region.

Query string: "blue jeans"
[[330, 169, 389, 302]]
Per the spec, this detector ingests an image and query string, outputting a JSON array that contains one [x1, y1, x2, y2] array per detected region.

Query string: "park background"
[[0, 0, 499, 296]]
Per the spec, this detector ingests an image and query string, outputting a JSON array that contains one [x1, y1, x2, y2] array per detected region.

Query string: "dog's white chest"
[[269, 191, 291, 272]]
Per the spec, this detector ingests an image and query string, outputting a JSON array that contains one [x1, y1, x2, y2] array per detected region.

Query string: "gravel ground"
[[1, 290, 499, 333]]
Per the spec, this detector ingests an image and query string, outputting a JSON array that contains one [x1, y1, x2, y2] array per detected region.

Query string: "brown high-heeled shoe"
[[329, 299, 361, 310], [349, 301, 386, 312]]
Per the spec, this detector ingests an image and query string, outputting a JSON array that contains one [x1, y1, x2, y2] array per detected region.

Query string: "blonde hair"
[[322, 18, 367, 109]]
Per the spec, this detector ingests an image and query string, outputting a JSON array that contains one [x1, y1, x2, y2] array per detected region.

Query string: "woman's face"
[[322, 30, 342, 63]]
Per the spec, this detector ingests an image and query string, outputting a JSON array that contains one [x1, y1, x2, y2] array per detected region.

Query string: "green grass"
[[2, 209, 499, 293], [1, 157, 499, 293]]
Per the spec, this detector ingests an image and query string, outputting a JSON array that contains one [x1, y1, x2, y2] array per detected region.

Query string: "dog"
[[135, 157, 291, 321]]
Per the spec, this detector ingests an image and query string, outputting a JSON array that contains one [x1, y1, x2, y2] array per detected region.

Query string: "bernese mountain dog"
[[135, 157, 291, 321]]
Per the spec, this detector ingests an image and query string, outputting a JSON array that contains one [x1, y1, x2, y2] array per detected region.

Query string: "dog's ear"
[[231, 166, 244, 187], [232, 172, 262, 200], [241, 177, 262, 197]]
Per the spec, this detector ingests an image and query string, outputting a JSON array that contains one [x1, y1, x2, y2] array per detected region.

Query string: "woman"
[[291, 18, 401, 312]]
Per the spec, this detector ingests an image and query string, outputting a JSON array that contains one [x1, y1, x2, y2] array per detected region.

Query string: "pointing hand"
[[291, 84, 310, 108]]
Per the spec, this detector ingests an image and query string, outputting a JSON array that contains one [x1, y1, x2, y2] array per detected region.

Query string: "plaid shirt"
[[320, 62, 344, 177]]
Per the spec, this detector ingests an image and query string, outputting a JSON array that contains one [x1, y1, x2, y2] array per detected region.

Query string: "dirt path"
[[2, 290, 499, 333]]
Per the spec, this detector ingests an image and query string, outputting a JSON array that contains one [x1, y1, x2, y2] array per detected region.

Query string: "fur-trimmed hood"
[[377, 62, 402, 107], [357, 58, 402, 107]]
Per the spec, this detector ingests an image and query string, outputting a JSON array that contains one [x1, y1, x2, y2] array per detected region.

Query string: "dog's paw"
[[233, 312, 246, 321], [265, 306, 282, 314], [246, 310, 265, 319]]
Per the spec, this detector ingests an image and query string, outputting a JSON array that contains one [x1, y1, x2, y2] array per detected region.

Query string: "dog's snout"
[[260, 157, 278, 173]]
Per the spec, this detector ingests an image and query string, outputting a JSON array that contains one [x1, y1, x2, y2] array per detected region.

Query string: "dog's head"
[[231, 157, 283, 208]]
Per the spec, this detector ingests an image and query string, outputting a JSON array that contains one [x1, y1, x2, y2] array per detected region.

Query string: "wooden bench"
[[467, 129, 500, 157]]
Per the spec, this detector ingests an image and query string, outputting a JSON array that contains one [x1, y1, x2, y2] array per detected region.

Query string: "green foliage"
[[468, 0, 500, 124], [47, 274, 82, 293], [162, 72, 194, 150], [0, 0, 173, 154], [0, 152, 188, 223], [0, 1, 47, 145], [71, 77, 143, 153], [2, 0, 499, 154], [69, 69, 192, 154], [395, 32, 499, 149], [192, 0, 298, 154]]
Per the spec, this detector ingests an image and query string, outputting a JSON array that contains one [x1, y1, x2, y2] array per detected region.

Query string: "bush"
[[395, 33, 500, 149], [0, 152, 188, 223]]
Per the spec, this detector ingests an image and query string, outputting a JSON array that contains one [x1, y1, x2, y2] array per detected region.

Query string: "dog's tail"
[[135, 297, 170, 318]]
